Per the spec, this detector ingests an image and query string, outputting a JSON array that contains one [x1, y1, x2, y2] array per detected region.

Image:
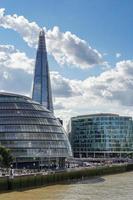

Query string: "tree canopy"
[[0, 146, 13, 168]]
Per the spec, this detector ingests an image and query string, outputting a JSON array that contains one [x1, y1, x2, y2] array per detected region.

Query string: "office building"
[[68, 113, 133, 158]]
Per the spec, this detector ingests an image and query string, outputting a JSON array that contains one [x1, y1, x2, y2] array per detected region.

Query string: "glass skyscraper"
[[32, 30, 53, 112], [68, 113, 133, 158]]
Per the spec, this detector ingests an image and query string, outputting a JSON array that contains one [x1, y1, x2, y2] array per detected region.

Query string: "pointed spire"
[[39, 28, 44, 35], [38, 29, 46, 51], [32, 29, 54, 112]]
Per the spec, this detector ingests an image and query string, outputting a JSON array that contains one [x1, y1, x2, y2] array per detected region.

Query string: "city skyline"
[[0, 0, 133, 125]]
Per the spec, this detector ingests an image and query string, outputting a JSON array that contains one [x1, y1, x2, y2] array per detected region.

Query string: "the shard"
[[32, 29, 53, 112]]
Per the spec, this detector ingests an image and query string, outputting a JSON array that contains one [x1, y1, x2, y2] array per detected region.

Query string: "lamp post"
[[37, 149, 43, 171]]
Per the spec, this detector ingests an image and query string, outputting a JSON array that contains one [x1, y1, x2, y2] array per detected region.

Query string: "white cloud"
[[0, 8, 104, 69], [0, 67, 32, 96], [0, 8, 40, 47], [116, 53, 121, 58], [51, 71, 81, 97], [0, 44, 34, 96], [52, 60, 133, 126], [46, 26, 103, 68], [83, 60, 133, 107], [0, 45, 34, 73]]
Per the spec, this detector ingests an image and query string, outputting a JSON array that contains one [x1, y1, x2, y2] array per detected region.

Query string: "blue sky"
[[0, 0, 133, 123], [1, 1, 133, 70], [1, 0, 133, 72]]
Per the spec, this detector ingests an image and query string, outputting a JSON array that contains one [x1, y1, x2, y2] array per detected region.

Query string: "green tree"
[[0, 146, 13, 168]]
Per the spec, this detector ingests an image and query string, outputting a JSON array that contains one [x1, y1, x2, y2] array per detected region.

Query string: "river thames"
[[0, 171, 133, 200]]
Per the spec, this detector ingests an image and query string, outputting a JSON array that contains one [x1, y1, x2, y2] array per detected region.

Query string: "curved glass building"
[[0, 93, 72, 168]]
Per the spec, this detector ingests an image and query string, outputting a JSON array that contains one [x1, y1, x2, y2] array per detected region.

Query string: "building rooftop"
[[72, 113, 132, 119]]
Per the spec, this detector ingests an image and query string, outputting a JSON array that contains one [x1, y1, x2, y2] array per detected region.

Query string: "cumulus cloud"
[[50, 71, 81, 97], [53, 102, 65, 110], [0, 8, 40, 47], [52, 60, 133, 126], [81, 60, 133, 107], [46, 26, 103, 68], [0, 44, 33, 95], [0, 67, 32, 96], [0, 8, 103, 69], [0, 45, 34, 73]]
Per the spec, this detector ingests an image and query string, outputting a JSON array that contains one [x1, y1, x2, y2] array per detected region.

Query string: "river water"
[[0, 172, 133, 200]]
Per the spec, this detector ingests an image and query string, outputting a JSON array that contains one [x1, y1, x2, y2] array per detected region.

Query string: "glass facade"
[[32, 30, 53, 112], [0, 93, 72, 167], [68, 114, 133, 158]]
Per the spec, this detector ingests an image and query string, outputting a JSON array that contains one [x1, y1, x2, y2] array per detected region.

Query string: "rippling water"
[[0, 172, 133, 200]]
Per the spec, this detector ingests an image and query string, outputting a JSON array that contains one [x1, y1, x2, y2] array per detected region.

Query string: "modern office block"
[[68, 113, 133, 158]]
